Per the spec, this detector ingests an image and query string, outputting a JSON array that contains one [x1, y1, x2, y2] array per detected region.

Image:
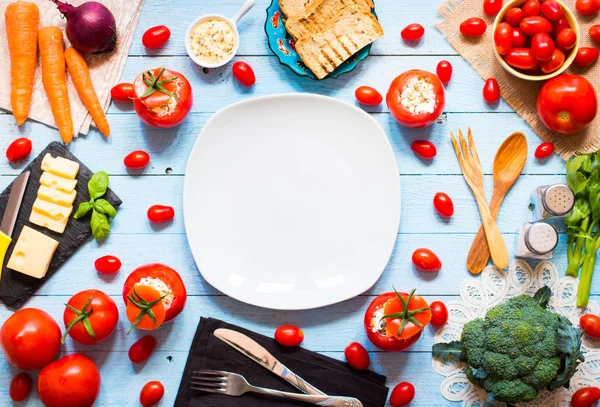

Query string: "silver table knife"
[[0, 171, 30, 280]]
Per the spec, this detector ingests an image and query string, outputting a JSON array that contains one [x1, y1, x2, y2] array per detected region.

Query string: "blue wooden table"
[[1, 0, 598, 405]]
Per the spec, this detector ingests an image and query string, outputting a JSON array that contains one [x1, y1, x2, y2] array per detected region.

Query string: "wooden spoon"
[[466, 132, 528, 274]]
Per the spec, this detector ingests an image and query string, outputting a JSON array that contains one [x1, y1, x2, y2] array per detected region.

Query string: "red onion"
[[51, 0, 117, 54]]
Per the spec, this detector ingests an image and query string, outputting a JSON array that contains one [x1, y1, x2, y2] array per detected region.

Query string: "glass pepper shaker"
[[516, 222, 559, 261], [531, 184, 575, 221]]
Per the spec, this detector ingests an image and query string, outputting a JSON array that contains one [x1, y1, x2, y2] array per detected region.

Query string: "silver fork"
[[191, 370, 363, 407]]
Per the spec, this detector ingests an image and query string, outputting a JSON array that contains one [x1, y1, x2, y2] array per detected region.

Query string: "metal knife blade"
[[1, 172, 30, 237], [214, 328, 325, 396]]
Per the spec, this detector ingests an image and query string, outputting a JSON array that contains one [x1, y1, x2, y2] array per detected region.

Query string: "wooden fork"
[[451, 128, 509, 270]]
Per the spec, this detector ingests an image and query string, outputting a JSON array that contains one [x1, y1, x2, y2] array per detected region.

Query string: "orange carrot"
[[38, 26, 73, 144], [5, 1, 39, 126], [65, 47, 110, 137]]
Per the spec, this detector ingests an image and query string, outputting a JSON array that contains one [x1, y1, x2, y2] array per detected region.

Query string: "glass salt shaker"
[[531, 184, 575, 221], [516, 222, 559, 261]]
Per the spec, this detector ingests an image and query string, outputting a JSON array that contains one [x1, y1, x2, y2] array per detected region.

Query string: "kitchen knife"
[[0, 172, 30, 279], [214, 328, 326, 396]]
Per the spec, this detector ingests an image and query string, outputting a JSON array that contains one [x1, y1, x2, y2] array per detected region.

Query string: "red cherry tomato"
[[111, 83, 135, 102], [512, 28, 527, 47], [147, 205, 175, 223], [541, 0, 563, 21], [124, 150, 150, 170], [429, 301, 449, 327], [494, 22, 513, 55], [552, 17, 569, 37], [390, 382, 415, 407], [576, 0, 599, 15], [142, 25, 171, 49], [534, 142, 554, 159], [436, 60, 453, 84], [531, 32, 556, 61], [344, 342, 370, 371], [140, 381, 164, 407], [505, 7, 524, 27], [95, 255, 121, 274], [520, 16, 552, 36], [129, 335, 158, 363], [574, 47, 600, 67], [9, 373, 32, 402], [483, 0, 503, 16], [556, 28, 577, 51], [483, 78, 500, 103], [522, 0, 541, 17], [433, 192, 454, 217], [580, 314, 600, 339], [460, 18, 487, 37], [6, 138, 32, 162], [412, 248, 442, 272], [232, 61, 256, 86], [571, 387, 600, 407], [590, 25, 600, 44], [505, 48, 539, 69], [411, 140, 437, 159], [355, 86, 383, 105], [401, 23, 425, 41], [540, 49, 565, 73], [274, 325, 304, 347]]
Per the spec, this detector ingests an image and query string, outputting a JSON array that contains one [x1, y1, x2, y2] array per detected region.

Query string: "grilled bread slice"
[[295, 7, 383, 79], [285, 0, 374, 40], [279, 0, 324, 18]]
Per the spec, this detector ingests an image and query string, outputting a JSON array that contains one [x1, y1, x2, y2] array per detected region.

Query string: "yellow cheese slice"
[[32, 198, 72, 221], [7, 226, 59, 279], [41, 154, 80, 180], [40, 171, 78, 193], [29, 211, 69, 234], [38, 185, 77, 207]]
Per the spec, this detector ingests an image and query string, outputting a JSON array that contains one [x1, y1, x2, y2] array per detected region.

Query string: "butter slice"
[[38, 185, 77, 206], [40, 172, 77, 193], [7, 226, 58, 279], [32, 198, 72, 220], [29, 211, 69, 234], [41, 154, 80, 180]]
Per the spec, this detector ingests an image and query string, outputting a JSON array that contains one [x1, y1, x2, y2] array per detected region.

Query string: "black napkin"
[[175, 317, 389, 407]]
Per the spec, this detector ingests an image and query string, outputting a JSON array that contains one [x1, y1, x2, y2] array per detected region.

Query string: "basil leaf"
[[73, 201, 93, 219], [91, 210, 110, 241], [88, 171, 109, 201], [94, 199, 117, 219]]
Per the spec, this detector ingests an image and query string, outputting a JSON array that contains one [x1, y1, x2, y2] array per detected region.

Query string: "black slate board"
[[0, 142, 122, 309]]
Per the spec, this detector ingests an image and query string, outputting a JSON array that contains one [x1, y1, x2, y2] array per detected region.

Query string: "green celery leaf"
[[567, 155, 592, 197], [589, 171, 600, 220], [565, 199, 591, 227]]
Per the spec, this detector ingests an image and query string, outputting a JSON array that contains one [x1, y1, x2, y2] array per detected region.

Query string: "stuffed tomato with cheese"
[[386, 70, 445, 128]]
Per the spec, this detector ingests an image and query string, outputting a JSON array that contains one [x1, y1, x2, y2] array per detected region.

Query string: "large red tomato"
[[63, 289, 119, 345], [386, 70, 445, 128], [0, 308, 61, 370], [37, 354, 101, 407], [133, 68, 193, 128], [123, 264, 187, 322], [537, 74, 598, 134]]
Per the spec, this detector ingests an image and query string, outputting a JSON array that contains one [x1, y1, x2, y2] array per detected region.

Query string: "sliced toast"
[[279, 0, 324, 18]]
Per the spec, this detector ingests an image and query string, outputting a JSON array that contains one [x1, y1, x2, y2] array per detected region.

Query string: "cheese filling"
[[137, 277, 174, 308], [371, 305, 387, 334], [400, 76, 437, 115], [189, 19, 236, 64]]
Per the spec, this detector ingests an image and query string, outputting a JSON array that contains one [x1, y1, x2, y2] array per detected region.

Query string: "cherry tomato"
[[512, 28, 527, 47], [411, 140, 437, 159], [344, 342, 370, 371], [9, 372, 32, 402], [571, 387, 600, 407], [140, 381, 164, 407], [390, 382, 415, 407], [483, 78, 500, 103], [540, 49, 565, 74], [232, 61, 256, 86], [111, 83, 135, 102], [552, 17, 569, 37], [494, 22, 513, 55], [576, 0, 599, 15], [147, 205, 175, 223], [505, 7, 524, 27], [433, 192, 454, 217], [556, 28, 577, 51], [574, 47, 600, 67], [142, 25, 171, 49], [531, 32, 555, 61], [520, 16, 552, 36], [95, 255, 122, 274], [412, 248, 442, 272], [541, 0, 563, 21], [274, 325, 304, 347], [401, 23, 425, 41], [124, 150, 150, 170], [505, 48, 539, 69], [429, 301, 449, 327], [436, 60, 453, 84], [129, 335, 157, 363], [460, 18, 487, 37], [580, 314, 600, 339], [534, 142, 554, 159], [483, 0, 503, 16], [522, 0, 541, 17], [591, 25, 600, 44], [355, 86, 383, 105], [6, 138, 32, 162]]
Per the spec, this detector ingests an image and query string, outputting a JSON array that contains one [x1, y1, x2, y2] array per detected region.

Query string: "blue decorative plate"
[[265, 0, 375, 80]]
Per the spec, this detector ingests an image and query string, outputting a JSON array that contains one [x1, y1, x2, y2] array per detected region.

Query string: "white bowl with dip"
[[185, 0, 255, 68]]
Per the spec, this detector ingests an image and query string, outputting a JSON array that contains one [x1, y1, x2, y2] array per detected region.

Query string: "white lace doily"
[[432, 260, 600, 407]]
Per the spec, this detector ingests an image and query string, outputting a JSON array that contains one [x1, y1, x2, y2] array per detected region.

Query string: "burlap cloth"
[[437, 0, 600, 158]]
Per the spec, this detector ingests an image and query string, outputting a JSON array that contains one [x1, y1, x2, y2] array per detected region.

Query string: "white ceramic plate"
[[183, 94, 400, 310]]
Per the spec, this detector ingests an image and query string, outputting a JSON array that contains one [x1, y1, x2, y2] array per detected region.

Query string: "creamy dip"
[[190, 19, 236, 65]]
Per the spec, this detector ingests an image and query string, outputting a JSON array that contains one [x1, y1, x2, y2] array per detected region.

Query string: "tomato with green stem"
[[125, 285, 167, 333], [63, 290, 119, 345]]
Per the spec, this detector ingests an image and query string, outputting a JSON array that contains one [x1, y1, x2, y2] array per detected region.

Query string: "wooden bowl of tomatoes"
[[493, 0, 580, 81]]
